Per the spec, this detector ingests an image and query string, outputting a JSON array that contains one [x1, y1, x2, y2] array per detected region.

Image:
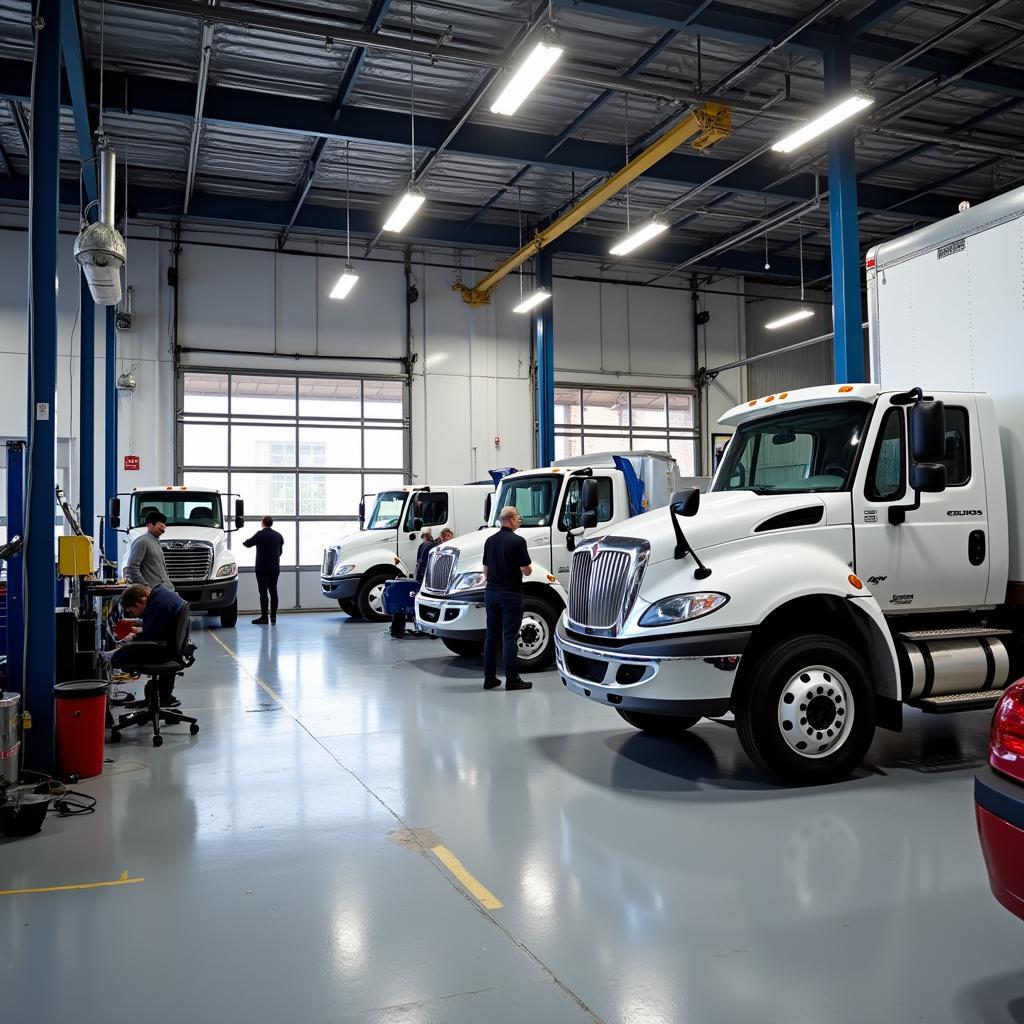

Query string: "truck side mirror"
[[670, 488, 701, 518], [910, 463, 947, 493], [359, 500, 366, 528], [108, 497, 121, 530], [910, 400, 946, 463], [581, 510, 598, 529], [413, 517, 424, 532], [483, 493, 493, 524], [234, 499, 245, 530], [580, 478, 601, 514]]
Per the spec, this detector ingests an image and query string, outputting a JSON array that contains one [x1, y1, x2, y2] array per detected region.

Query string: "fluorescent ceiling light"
[[771, 94, 874, 154], [610, 220, 669, 256], [491, 41, 564, 116], [513, 289, 551, 314], [383, 189, 425, 233], [765, 307, 814, 330], [330, 264, 359, 300]]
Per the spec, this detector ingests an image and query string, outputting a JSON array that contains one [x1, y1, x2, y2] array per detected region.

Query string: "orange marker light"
[[546, 574, 557, 583], [848, 574, 864, 590], [838, 385, 854, 393], [765, 395, 775, 402], [748, 400, 757, 407], [779, 392, 789, 399]]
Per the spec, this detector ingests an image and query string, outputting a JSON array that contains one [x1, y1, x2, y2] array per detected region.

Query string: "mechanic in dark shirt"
[[244, 516, 285, 625], [481, 506, 533, 691], [114, 583, 188, 707]]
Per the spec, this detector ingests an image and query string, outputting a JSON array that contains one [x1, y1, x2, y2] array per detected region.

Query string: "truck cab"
[[321, 483, 492, 622], [114, 486, 243, 628], [415, 452, 682, 670]]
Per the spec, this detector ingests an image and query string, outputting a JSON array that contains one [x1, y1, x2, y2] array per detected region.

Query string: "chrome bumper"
[[414, 591, 487, 641]]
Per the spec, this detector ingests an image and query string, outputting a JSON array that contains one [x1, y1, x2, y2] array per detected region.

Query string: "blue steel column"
[[79, 275, 95, 538], [534, 252, 555, 468], [824, 45, 865, 384], [104, 306, 118, 560], [24, 0, 61, 773]]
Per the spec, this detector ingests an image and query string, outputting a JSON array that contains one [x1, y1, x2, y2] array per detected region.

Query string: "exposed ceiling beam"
[[0, 61, 965, 223], [279, 0, 393, 245], [0, 175, 827, 281], [59, 0, 97, 203], [556, 0, 1024, 99], [0, 132, 12, 178], [841, 0, 914, 39], [183, 15, 215, 215]]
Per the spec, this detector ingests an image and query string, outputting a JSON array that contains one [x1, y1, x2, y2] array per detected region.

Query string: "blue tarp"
[[613, 456, 646, 518], [488, 467, 519, 486]]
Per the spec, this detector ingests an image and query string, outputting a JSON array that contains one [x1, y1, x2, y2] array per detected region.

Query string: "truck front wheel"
[[357, 571, 397, 623], [338, 598, 360, 618], [219, 601, 238, 628], [517, 598, 559, 671], [442, 638, 484, 658], [735, 634, 875, 785], [616, 709, 700, 735]]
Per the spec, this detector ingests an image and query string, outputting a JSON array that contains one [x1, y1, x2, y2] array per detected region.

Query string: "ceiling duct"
[[74, 146, 126, 306]]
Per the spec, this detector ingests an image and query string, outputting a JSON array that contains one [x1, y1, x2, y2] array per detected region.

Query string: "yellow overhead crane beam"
[[455, 102, 731, 307]]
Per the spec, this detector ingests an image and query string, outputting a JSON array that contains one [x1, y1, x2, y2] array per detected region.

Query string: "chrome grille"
[[322, 548, 337, 576], [424, 547, 458, 594], [569, 549, 631, 629], [161, 541, 214, 583]]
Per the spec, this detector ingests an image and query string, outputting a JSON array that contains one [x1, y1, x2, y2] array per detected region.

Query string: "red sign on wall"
[[124, 455, 141, 471]]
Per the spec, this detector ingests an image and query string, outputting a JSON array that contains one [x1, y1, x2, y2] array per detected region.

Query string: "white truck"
[[415, 452, 684, 670], [555, 184, 1024, 785], [109, 486, 244, 627], [320, 483, 493, 621]]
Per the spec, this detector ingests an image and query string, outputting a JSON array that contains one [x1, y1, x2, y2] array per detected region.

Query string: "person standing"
[[414, 529, 435, 584], [244, 516, 285, 625], [481, 506, 532, 691], [124, 510, 175, 591]]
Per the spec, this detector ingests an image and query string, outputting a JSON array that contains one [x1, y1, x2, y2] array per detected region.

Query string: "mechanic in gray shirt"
[[124, 510, 176, 591]]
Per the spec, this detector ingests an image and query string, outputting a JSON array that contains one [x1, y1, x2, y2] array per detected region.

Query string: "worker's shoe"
[[506, 677, 532, 691], [270, 617, 277, 625], [160, 696, 181, 709], [251, 617, 269, 625], [483, 677, 502, 690]]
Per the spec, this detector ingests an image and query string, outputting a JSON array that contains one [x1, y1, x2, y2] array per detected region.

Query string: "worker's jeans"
[[256, 570, 280, 620], [483, 589, 523, 681]]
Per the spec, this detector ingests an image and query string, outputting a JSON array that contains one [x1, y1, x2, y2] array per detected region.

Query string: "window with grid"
[[178, 371, 407, 569], [553, 387, 698, 475]]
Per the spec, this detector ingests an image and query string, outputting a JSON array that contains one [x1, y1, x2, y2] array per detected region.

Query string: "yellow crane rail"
[[455, 102, 731, 307]]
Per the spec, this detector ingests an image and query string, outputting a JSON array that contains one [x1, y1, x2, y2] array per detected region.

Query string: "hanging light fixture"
[[490, 26, 564, 117], [513, 288, 551, 314], [383, 2, 425, 234], [765, 217, 813, 329], [771, 94, 874, 154], [331, 141, 359, 300]]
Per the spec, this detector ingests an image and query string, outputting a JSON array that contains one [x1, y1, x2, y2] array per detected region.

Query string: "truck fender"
[[845, 594, 901, 703], [337, 547, 407, 578]]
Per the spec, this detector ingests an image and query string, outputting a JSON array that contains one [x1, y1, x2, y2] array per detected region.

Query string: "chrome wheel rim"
[[518, 612, 550, 661], [777, 664, 854, 759], [368, 584, 386, 615]]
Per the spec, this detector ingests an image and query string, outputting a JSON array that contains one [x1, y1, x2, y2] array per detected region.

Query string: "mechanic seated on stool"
[[112, 583, 189, 708]]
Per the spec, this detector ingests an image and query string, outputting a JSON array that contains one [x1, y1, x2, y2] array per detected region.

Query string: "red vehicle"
[[975, 679, 1024, 919]]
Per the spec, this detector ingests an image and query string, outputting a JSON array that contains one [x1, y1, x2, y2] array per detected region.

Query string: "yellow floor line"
[[206, 631, 300, 719], [0, 870, 144, 896], [430, 844, 504, 910]]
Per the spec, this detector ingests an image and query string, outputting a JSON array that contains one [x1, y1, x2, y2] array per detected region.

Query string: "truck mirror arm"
[[668, 505, 712, 579]]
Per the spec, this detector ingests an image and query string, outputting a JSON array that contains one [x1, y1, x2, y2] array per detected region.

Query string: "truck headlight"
[[215, 563, 238, 578], [638, 593, 729, 627], [451, 571, 486, 593], [335, 564, 355, 576]]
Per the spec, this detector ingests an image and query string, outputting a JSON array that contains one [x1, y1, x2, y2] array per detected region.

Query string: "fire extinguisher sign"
[[124, 455, 140, 471]]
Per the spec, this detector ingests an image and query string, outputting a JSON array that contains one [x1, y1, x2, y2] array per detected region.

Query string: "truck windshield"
[[714, 403, 871, 495], [492, 475, 562, 527], [367, 491, 407, 530], [132, 492, 223, 528]]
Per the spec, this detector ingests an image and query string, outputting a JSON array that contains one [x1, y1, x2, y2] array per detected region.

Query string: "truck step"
[[898, 627, 1012, 643], [912, 690, 1005, 714]]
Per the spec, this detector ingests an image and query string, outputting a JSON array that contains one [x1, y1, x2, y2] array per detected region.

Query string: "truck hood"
[[437, 524, 555, 573], [596, 491, 832, 566], [127, 525, 225, 546], [331, 529, 398, 558]]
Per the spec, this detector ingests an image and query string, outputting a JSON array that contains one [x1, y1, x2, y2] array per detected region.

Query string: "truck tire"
[[734, 634, 875, 785], [219, 601, 238, 628], [442, 638, 484, 658], [517, 597, 559, 671], [338, 598, 360, 618], [356, 571, 397, 623], [616, 709, 700, 735]]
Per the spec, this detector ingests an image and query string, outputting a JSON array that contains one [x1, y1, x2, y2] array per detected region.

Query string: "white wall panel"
[[276, 251, 317, 356], [316, 256, 404, 359]]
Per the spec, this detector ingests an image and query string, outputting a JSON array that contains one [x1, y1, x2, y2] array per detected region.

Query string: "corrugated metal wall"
[[744, 283, 834, 396]]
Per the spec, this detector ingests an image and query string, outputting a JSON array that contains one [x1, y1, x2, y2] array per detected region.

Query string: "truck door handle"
[[969, 530, 986, 566]]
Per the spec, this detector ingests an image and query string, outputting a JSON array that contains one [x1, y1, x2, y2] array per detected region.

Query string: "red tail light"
[[991, 680, 1024, 785]]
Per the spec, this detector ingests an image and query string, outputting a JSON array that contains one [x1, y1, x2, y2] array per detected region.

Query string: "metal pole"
[[534, 251, 555, 468], [6, 442, 25, 729], [24, 0, 61, 773], [104, 306, 119, 560], [824, 46, 865, 384], [79, 273, 95, 540]]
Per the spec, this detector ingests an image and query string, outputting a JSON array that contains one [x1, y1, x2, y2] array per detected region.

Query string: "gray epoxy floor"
[[4, 613, 1024, 1024]]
